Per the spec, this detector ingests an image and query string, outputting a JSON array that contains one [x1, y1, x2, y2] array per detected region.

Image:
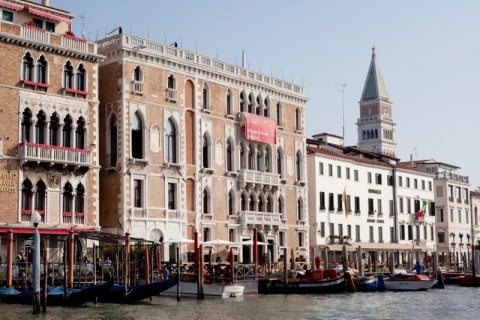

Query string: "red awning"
[[0, 0, 24, 11], [27, 7, 71, 24]]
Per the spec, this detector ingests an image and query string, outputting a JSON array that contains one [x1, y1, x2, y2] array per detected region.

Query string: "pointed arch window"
[[133, 66, 143, 93], [259, 196, 265, 212], [226, 139, 233, 172], [295, 107, 302, 131], [248, 94, 253, 113], [35, 180, 46, 214], [297, 198, 304, 221], [277, 149, 283, 176], [134, 66, 142, 81], [22, 52, 34, 82], [131, 112, 143, 159], [249, 194, 255, 211], [264, 98, 269, 117], [36, 55, 47, 84], [256, 146, 262, 171], [21, 179, 33, 213], [62, 114, 73, 148], [240, 144, 245, 169], [296, 151, 302, 181], [76, 63, 86, 92], [240, 92, 245, 112], [21, 109, 32, 142], [226, 89, 232, 115], [248, 145, 254, 170], [267, 195, 273, 213], [278, 197, 284, 219], [202, 82, 210, 111], [241, 193, 247, 211], [75, 117, 86, 149], [62, 182, 73, 214], [167, 74, 177, 101], [265, 147, 271, 173], [165, 118, 177, 163], [75, 183, 85, 215], [109, 114, 117, 167], [167, 74, 176, 89], [35, 111, 46, 144], [203, 188, 210, 214], [256, 96, 261, 115], [63, 61, 73, 89], [228, 190, 234, 215], [276, 102, 283, 126], [202, 133, 210, 169], [49, 113, 59, 146]]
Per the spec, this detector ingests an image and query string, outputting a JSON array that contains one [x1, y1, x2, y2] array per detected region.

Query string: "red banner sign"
[[243, 114, 277, 144]]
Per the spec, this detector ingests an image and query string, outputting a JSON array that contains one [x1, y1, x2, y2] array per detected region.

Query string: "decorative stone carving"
[[47, 173, 61, 188]]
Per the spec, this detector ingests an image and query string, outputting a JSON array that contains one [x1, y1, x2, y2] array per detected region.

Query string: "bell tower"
[[357, 47, 396, 156]]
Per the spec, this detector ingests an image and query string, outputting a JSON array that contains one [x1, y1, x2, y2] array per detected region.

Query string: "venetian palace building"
[[0, 0, 102, 260], [96, 33, 308, 262]]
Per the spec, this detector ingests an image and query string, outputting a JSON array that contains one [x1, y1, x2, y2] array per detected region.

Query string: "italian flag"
[[415, 201, 428, 220]]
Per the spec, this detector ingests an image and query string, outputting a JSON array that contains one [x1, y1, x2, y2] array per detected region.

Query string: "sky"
[[51, 0, 480, 189]]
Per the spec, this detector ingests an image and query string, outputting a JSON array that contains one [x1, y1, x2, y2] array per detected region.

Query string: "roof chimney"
[[42, 0, 49, 6]]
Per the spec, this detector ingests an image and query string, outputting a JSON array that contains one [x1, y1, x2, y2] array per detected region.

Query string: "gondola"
[[97, 277, 177, 304], [0, 277, 114, 306]]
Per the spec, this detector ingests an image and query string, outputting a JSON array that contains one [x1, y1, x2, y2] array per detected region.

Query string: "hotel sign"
[[0, 172, 16, 193]]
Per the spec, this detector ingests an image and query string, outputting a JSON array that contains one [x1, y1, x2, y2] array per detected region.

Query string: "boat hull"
[[163, 281, 244, 298], [458, 275, 480, 287], [98, 278, 177, 304], [353, 276, 379, 292], [383, 274, 436, 291], [258, 276, 346, 294]]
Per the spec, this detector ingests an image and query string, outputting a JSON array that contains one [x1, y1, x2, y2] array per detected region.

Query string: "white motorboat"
[[382, 273, 437, 291]]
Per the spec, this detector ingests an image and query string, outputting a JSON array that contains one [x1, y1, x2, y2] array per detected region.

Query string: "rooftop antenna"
[[80, 14, 85, 39], [242, 50, 245, 68], [336, 83, 347, 145]]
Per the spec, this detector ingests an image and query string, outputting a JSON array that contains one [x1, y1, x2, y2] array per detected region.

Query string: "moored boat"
[[258, 269, 350, 294], [382, 273, 436, 291], [97, 277, 177, 304], [163, 280, 244, 298], [0, 277, 114, 306], [352, 274, 380, 292], [458, 274, 480, 287], [441, 271, 464, 285]]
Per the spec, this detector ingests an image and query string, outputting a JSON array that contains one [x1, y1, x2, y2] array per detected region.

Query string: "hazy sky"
[[51, 0, 480, 188]]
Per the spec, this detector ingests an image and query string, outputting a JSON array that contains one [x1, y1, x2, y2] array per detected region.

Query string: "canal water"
[[2, 285, 479, 320]]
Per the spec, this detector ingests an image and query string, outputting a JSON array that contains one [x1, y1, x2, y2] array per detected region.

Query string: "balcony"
[[131, 80, 144, 94], [166, 88, 177, 102], [19, 142, 91, 167], [20, 24, 90, 53], [238, 169, 281, 189], [238, 211, 281, 227]]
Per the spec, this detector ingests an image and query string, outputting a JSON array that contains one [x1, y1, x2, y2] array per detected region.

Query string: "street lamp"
[[32, 210, 41, 314]]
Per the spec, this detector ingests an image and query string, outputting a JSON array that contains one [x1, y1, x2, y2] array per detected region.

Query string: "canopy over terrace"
[[75, 231, 154, 244]]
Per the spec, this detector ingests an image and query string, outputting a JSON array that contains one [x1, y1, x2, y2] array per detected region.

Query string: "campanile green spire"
[[360, 46, 390, 102]]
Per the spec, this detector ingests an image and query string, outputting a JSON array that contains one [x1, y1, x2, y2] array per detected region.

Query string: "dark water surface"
[[1, 285, 478, 320]]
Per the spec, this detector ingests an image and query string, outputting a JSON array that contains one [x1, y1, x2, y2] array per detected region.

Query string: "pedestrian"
[[315, 256, 321, 269], [161, 265, 169, 279]]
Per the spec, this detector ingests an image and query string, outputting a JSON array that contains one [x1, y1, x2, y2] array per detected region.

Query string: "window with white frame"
[[165, 118, 177, 163], [133, 179, 142, 208], [168, 182, 176, 210]]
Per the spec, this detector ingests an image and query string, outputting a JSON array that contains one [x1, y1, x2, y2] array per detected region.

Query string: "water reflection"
[[1, 286, 479, 320]]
